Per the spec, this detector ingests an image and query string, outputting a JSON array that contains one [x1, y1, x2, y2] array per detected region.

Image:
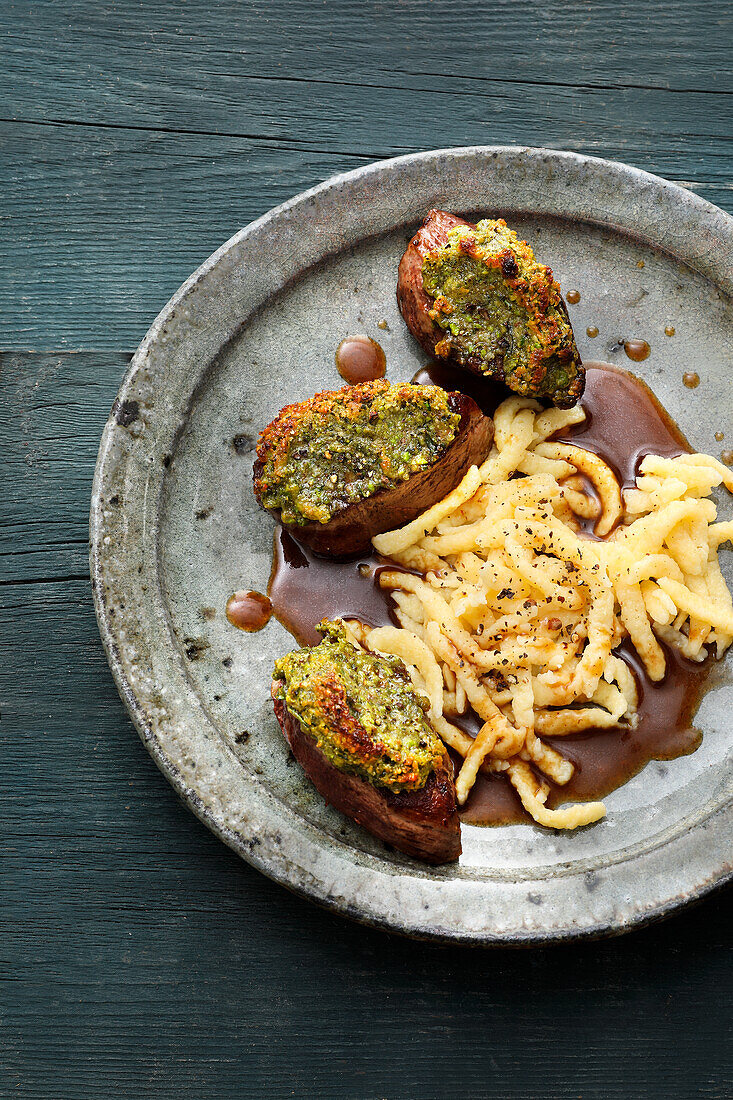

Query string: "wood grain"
[[2, 0, 731, 98], [2, 117, 730, 351], [0, 352, 128, 582], [2, 0, 732, 350]]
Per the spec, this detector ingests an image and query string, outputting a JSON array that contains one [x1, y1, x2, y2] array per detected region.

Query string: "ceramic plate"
[[90, 147, 733, 943]]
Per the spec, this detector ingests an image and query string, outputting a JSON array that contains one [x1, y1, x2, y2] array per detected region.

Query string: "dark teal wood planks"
[[2, 0, 731, 99], [1, 0, 732, 350], [2, 0, 732, 1095], [0, 352, 130, 581], [2, 118, 730, 351]]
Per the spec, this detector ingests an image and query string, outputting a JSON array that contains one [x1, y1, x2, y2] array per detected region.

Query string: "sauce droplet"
[[637, 260, 645, 269], [624, 339, 650, 362], [665, 325, 676, 337], [683, 372, 700, 389], [566, 290, 581, 304], [226, 590, 272, 632], [586, 325, 599, 338], [715, 431, 724, 442], [721, 450, 733, 467], [335, 335, 386, 385], [377, 319, 389, 331]]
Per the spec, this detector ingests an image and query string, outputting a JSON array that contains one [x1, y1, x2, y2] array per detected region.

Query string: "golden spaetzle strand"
[[366, 395, 733, 830]]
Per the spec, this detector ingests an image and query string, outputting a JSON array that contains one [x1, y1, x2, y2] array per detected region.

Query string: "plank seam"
[[0, 115, 383, 159], [0, 574, 90, 588]]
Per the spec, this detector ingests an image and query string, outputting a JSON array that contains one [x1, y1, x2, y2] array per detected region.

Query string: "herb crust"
[[422, 218, 583, 407], [254, 380, 460, 526], [272, 620, 444, 791]]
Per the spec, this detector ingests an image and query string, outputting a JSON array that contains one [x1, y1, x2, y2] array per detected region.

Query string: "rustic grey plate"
[[90, 147, 733, 944]]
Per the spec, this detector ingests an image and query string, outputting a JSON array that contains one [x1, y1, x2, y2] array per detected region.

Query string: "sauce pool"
[[555, 360, 690, 487], [268, 530, 397, 647]]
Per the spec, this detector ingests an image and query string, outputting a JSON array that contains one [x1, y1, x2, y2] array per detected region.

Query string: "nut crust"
[[397, 210, 584, 408], [254, 388, 493, 557], [273, 688, 462, 864]]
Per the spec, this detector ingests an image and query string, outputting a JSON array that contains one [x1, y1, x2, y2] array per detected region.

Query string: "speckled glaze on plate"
[[90, 147, 733, 944]]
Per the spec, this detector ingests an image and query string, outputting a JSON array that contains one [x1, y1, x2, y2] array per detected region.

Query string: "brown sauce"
[[556, 360, 691, 487], [722, 450, 733, 467], [586, 325, 599, 338], [566, 290, 581, 304], [226, 590, 272, 632], [268, 360, 711, 826], [683, 372, 700, 389], [335, 335, 386, 384], [459, 641, 707, 825], [268, 529, 397, 646], [665, 325, 676, 337], [624, 338, 651, 362]]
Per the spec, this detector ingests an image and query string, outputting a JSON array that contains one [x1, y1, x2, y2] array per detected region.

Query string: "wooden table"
[[3, 3, 732, 1097]]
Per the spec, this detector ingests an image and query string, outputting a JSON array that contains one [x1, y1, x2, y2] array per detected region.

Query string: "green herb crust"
[[422, 218, 583, 407], [272, 620, 444, 791], [254, 380, 460, 526]]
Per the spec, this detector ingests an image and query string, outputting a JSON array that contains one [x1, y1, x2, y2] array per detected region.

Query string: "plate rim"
[[90, 145, 733, 944]]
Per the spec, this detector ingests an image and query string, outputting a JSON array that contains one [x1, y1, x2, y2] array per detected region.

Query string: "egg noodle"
[[343, 396, 733, 829]]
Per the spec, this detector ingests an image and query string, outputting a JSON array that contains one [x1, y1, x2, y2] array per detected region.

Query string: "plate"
[[90, 147, 733, 943]]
